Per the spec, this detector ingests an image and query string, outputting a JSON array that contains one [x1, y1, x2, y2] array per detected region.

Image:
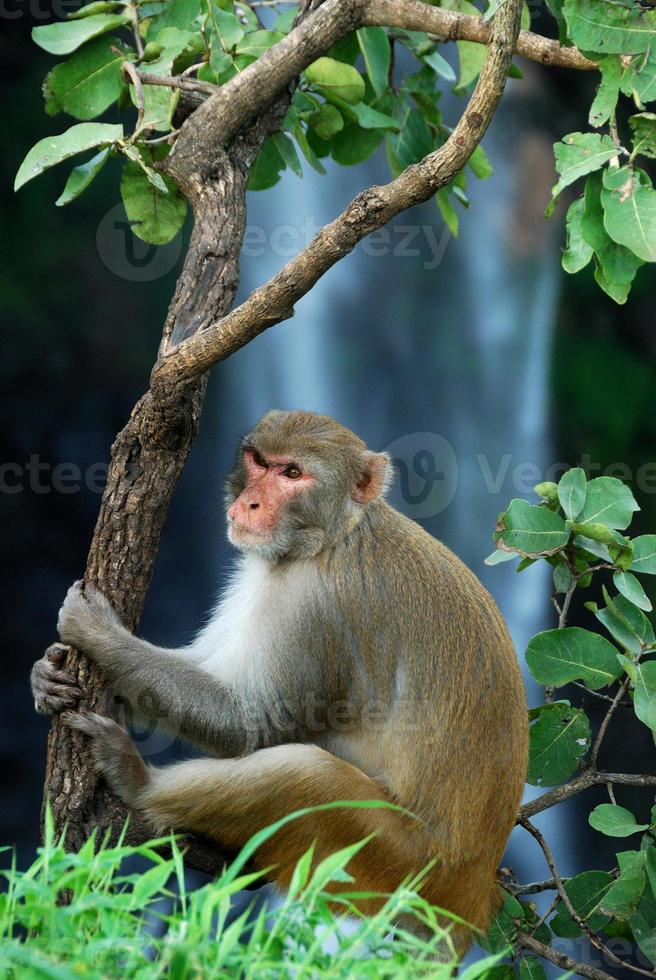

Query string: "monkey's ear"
[[353, 452, 391, 504]]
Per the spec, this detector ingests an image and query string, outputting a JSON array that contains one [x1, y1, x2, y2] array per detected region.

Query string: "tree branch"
[[517, 932, 615, 980], [520, 770, 656, 819], [151, 0, 524, 394], [163, 0, 593, 188], [519, 818, 656, 980]]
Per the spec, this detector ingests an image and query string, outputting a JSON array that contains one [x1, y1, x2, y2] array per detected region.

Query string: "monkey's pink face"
[[227, 449, 314, 547]]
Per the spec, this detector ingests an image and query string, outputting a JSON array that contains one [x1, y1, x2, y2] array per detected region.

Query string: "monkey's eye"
[[283, 465, 302, 480]]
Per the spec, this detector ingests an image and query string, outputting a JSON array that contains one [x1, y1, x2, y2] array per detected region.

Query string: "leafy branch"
[[487, 469, 656, 976]]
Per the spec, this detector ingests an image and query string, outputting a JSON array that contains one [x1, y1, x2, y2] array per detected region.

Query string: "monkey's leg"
[[63, 713, 478, 954]]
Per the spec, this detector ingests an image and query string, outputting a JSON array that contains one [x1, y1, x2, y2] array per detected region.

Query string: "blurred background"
[[1, 1, 655, 969]]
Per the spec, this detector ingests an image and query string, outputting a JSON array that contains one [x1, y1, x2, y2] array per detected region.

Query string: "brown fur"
[[51, 410, 528, 956]]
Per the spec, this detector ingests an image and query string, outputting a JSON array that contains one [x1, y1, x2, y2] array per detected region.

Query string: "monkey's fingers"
[[35, 684, 81, 715], [46, 642, 72, 664]]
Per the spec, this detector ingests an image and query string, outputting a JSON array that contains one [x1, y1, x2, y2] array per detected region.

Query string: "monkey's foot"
[[61, 710, 150, 805], [31, 643, 81, 715]]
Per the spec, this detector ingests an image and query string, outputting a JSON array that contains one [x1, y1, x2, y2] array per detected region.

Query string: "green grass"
[[0, 807, 502, 978]]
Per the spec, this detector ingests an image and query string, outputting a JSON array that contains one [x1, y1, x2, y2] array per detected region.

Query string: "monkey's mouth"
[[228, 520, 275, 541]]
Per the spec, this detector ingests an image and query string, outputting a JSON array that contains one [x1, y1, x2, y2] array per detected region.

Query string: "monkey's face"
[[224, 410, 391, 562]]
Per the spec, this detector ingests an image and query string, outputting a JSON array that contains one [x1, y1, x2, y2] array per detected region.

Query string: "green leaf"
[[341, 101, 400, 131], [613, 570, 652, 611], [294, 123, 327, 174], [549, 132, 617, 207], [247, 135, 287, 189], [436, 188, 459, 236], [569, 521, 626, 545], [497, 499, 570, 558], [120, 151, 187, 244], [357, 27, 390, 96], [526, 627, 622, 690], [207, 2, 244, 50], [621, 55, 656, 108], [308, 103, 344, 140], [519, 957, 547, 980], [43, 36, 129, 121], [422, 47, 456, 83], [562, 198, 592, 274], [630, 112, 656, 160], [602, 165, 656, 262], [534, 481, 559, 506], [455, 39, 487, 92], [469, 144, 493, 180], [68, 1, 126, 17], [589, 56, 622, 127], [589, 805, 650, 838], [600, 851, 646, 918], [527, 702, 591, 786], [15, 121, 122, 191], [563, 0, 656, 54], [596, 589, 655, 655], [32, 13, 129, 55], [148, 0, 201, 37], [480, 890, 523, 953], [581, 172, 642, 304], [577, 475, 639, 530], [304, 57, 365, 105], [56, 146, 110, 205], [632, 661, 656, 733], [484, 548, 517, 566], [631, 535, 656, 574], [553, 562, 574, 594], [332, 124, 383, 166], [136, 28, 200, 132], [272, 132, 302, 177], [550, 870, 613, 937], [558, 466, 587, 519], [236, 30, 284, 57]]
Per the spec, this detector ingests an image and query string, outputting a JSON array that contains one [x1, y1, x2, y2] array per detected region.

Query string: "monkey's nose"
[[249, 502, 260, 510]]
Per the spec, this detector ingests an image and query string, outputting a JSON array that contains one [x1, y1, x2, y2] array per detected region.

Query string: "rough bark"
[[42, 107, 288, 864]]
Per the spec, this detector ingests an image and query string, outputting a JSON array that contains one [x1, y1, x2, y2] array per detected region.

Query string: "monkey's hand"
[[31, 642, 81, 715], [57, 580, 124, 667]]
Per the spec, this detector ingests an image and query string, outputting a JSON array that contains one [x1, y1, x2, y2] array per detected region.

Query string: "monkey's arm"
[[55, 581, 276, 755]]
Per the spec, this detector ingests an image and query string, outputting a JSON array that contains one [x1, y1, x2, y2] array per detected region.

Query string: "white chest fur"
[[189, 556, 309, 687]]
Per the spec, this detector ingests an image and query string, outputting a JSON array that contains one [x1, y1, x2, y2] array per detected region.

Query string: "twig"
[[137, 71, 219, 96], [570, 681, 631, 706], [141, 129, 181, 146], [589, 675, 631, 768], [519, 818, 656, 979], [123, 62, 146, 135], [517, 932, 615, 980], [129, 0, 144, 58], [507, 877, 563, 895], [520, 770, 656, 819]]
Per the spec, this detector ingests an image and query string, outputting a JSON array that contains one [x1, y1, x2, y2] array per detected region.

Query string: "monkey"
[[31, 409, 528, 956]]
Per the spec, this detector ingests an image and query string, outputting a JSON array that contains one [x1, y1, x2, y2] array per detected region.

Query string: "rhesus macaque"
[[31, 410, 528, 954]]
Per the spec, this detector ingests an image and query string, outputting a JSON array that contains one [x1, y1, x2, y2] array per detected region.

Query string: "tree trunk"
[[42, 133, 267, 864]]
